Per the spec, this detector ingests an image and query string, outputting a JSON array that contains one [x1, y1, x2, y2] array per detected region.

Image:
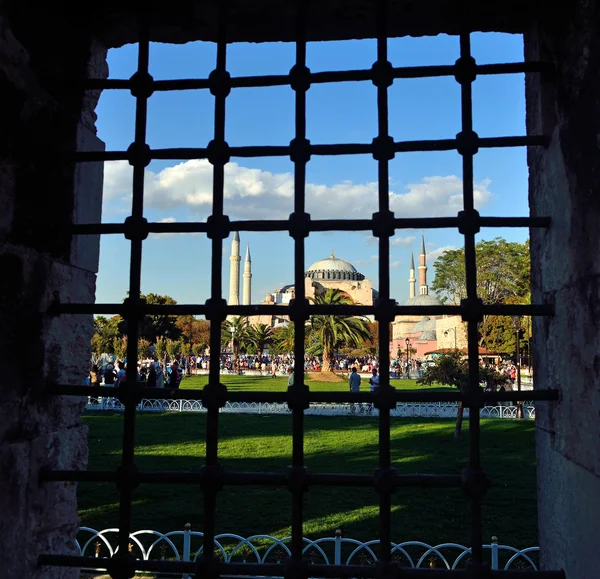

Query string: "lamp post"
[[405, 337, 411, 378], [231, 325, 237, 372], [511, 316, 523, 419], [444, 328, 457, 351]]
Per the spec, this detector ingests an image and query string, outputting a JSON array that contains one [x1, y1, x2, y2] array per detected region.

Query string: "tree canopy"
[[308, 289, 372, 372], [431, 238, 531, 355], [431, 238, 530, 305]]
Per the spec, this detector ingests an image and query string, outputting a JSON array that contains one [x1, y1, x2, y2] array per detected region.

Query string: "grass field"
[[80, 413, 537, 547], [176, 374, 454, 393]]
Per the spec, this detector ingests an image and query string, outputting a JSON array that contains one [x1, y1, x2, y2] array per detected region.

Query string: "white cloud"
[[390, 260, 402, 268], [103, 160, 494, 221], [354, 255, 379, 266], [365, 234, 416, 247], [391, 235, 417, 247], [427, 245, 459, 264]]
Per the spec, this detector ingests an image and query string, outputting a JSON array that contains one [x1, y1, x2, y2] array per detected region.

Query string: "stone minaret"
[[243, 244, 252, 305], [409, 252, 416, 298], [229, 231, 241, 305], [418, 231, 428, 295]]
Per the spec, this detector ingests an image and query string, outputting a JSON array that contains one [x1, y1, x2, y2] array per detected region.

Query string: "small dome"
[[410, 316, 437, 334], [404, 293, 442, 307], [274, 283, 295, 294], [419, 330, 437, 341]]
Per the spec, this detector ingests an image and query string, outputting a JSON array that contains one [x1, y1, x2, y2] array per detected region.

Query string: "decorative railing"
[[85, 397, 536, 419], [76, 527, 540, 575]]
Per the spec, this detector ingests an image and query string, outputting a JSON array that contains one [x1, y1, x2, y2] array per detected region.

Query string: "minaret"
[[409, 252, 416, 298], [243, 244, 252, 305], [228, 232, 241, 305], [418, 231, 428, 295]]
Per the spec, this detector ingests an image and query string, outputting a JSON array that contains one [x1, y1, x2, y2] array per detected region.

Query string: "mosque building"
[[228, 231, 465, 358], [390, 232, 467, 359], [227, 233, 376, 327]]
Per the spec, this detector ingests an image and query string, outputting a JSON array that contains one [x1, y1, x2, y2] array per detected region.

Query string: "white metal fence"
[[85, 397, 536, 419], [76, 527, 540, 575]]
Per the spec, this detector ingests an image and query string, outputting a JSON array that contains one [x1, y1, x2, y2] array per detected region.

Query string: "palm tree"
[[247, 323, 274, 359], [222, 316, 249, 370], [309, 288, 372, 373], [272, 323, 295, 354]]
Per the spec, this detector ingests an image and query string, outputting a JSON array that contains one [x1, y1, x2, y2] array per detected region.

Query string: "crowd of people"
[[87, 351, 526, 390]]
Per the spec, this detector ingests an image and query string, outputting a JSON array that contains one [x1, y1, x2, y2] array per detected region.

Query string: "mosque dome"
[[305, 251, 365, 281], [404, 293, 442, 307], [410, 316, 437, 334]]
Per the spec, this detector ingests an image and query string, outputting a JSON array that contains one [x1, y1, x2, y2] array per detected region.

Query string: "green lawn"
[[80, 414, 537, 547], [177, 374, 454, 393]]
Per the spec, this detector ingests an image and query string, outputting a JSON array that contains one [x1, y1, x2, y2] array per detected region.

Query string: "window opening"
[[41, 1, 561, 578]]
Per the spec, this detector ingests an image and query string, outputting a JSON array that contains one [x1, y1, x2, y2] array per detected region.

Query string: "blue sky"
[[95, 33, 529, 306]]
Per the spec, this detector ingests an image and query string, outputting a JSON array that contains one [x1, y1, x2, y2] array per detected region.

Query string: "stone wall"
[[525, 2, 600, 577], [435, 316, 468, 350], [0, 12, 106, 579]]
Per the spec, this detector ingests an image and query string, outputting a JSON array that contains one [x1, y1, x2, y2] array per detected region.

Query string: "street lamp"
[[231, 325, 237, 372], [405, 337, 411, 378], [444, 328, 457, 351], [511, 316, 523, 419]]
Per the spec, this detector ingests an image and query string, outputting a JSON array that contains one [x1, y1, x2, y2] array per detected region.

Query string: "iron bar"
[[69, 133, 549, 163], [81, 59, 551, 91], [68, 215, 551, 236]]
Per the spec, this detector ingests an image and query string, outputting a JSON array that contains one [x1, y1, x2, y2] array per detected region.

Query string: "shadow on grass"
[[80, 414, 537, 548]]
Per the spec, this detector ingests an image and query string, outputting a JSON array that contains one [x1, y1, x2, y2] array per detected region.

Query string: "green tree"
[[113, 336, 128, 361], [155, 337, 167, 360], [91, 315, 122, 355], [119, 293, 182, 343], [271, 324, 295, 355], [222, 317, 250, 368], [417, 353, 507, 439], [431, 238, 530, 354], [192, 343, 205, 357], [138, 338, 152, 359], [308, 289, 372, 373], [246, 323, 274, 359], [431, 238, 530, 305], [176, 316, 210, 350], [166, 339, 182, 359]]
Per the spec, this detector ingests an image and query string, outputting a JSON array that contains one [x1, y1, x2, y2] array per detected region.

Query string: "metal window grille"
[[40, 1, 563, 578]]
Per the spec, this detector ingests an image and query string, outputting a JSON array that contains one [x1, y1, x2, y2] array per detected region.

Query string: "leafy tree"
[[271, 324, 295, 355], [91, 315, 122, 355], [166, 339, 183, 359], [138, 338, 152, 359], [431, 238, 530, 354], [192, 343, 206, 357], [113, 336, 128, 361], [431, 238, 530, 305], [308, 289, 372, 373], [155, 337, 167, 360], [246, 323, 274, 359], [119, 293, 182, 343], [176, 316, 210, 349], [417, 353, 507, 439], [222, 317, 250, 368]]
